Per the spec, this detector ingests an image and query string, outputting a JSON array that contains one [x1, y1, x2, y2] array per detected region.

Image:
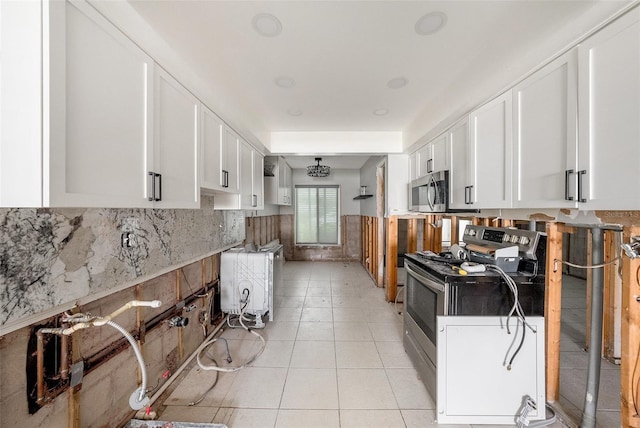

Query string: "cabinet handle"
[[427, 159, 433, 173], [155, 173, 162, 202], [252, 194, 257, 207], [577, 170, 587, 203], [222, 170, 228, 188], [565, 169, 575, 201], [465, 185, 474, 205], [148, 171, 155, 201]]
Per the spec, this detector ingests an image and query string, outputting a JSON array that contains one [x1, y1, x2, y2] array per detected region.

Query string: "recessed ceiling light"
[[252, 13, 282, 37], [275, 76, 296, 88], [287, 108, 303, 117], [373, 109, 389, 116], [387, 77, 408, 89], [415, 11, 447, 35]]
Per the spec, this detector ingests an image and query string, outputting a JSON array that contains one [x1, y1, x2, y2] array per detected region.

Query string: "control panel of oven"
[[462, 225, 544, 260]]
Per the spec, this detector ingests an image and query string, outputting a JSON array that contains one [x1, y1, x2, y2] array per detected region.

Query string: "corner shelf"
[[353, 194, 373, 200]]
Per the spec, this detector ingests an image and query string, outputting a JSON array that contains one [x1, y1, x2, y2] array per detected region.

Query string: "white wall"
[[281, 169, 361, 216], [359, 156, 383, 217]]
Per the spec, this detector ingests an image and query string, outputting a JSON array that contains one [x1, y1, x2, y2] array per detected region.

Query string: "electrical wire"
[[394, 286, 406, 316], [188, 359, 219, 406], [553, 257, 620, 272], [196, 289, 266, 374]]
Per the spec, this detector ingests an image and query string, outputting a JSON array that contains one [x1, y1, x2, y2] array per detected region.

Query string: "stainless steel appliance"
[[410, 171, 447, 212], [403, 225, 546, 418]]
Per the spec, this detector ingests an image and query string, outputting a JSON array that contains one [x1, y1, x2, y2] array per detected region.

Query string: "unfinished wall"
[[0, 196, 244, 427], [0, 196, 244, 333], [0, 256, 222, 428], [280, 215, 361, 261]]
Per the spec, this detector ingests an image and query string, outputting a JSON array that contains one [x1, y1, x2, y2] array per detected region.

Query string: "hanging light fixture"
[[306, 157, 330, 177]]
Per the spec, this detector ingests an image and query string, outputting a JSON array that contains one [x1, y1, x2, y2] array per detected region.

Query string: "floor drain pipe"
[[581, 227, 604, 428]]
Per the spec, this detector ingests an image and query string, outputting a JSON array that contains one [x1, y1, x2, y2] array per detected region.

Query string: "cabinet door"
[[468, 91, 513, 208], [512, 50, 578, 208], [253, 151, 264, 209], [409, 152, 420, 182], [285, 163, 293, 205], [276, 158, 286, 204], [154, 68, 199, 208], [578, 9, 640, 209], [240, 140, 253, 209], [417, 145, 432, 177], [223, 127, 240, 193], [200, 106, 225, 192], [0, 0, 42, 206], [47, 0, 154, 207], [448, 120, 469, 210], [431, 134, 449, 172]]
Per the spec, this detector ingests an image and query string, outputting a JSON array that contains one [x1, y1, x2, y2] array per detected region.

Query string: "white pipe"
[[105, 320, 149, 404]]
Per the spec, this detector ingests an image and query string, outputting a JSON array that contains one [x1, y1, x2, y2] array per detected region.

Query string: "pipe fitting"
[[168, 316, 189, 328]]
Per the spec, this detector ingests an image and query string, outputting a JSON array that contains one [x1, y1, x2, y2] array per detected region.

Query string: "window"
[[295, 185, 339, 244]]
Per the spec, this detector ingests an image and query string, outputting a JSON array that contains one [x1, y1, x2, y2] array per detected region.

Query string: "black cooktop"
[[404, 253, 543, 285]]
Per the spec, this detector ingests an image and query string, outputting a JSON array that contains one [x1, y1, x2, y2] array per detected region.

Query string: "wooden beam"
[[450, 216, 458, 245], [603, 229, 621, 361], [407, 218, 418, 253], [621, 225, 640, 427], [386, 216, 398, 302], [433, 216, 443, 254], [545, 222, 563, 401], [423, 217, 433, 252], [377, 216, 385, 287]]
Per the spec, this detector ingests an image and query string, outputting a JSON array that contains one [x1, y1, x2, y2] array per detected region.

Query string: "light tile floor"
[[155, 262, 616, 427], [559, 275, 621, 428]]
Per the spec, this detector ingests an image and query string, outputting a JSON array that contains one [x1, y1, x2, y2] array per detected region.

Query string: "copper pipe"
[[36, 331, 45, 405], [60, 333, 69, 380]]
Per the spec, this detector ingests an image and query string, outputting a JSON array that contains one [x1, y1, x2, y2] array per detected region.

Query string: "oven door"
[[404, 259, 447, 365]]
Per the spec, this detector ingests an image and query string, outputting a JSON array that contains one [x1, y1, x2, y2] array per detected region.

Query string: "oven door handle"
[[405, 263, 446, 293]]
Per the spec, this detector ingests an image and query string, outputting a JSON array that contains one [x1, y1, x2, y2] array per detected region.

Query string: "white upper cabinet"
[[153, 67, 199, 208], [512, 50, 578, 208], [468, 91, 513, 208], [577, 9, 640, 210], [265, 157, 292, 206], [252, 150, 264, 210], [409, 152, 420, 182], [278, 159, 292, 206], [201, 107, 241, 195], [430, 134, 449, 173], [223, 127, 240, 194], [238, 140, 264, 210], [2, 0, 156, 207], [200, 106, 224, 192], [448, 119, 469, 210]]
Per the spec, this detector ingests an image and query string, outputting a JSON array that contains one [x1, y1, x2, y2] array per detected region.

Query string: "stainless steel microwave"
[[410, 171, 448, 213]]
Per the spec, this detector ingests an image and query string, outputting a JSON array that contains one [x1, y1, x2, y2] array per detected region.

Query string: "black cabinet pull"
[[565, 169, 574, 201], [222, 170, 228, 188], [427, 159, 433, 173], [148, 171, 155, 201], [577, 170, 587, 203], [252, 194, 257, 207], [155, 173, 162, 202]]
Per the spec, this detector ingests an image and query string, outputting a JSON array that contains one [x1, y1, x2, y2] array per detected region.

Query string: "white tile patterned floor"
[[154, 261, 617, 427]]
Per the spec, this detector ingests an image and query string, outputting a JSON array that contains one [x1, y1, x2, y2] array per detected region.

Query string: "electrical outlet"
[[121, 232, 136, 248]]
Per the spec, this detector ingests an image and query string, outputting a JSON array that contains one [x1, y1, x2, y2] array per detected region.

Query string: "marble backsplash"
[[0, 196, 244, 331]]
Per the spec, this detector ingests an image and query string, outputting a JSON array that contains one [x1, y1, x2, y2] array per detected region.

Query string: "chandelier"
[[306, 157, 330, 177]]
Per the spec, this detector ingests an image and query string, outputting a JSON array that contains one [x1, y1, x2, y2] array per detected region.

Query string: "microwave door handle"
[[405, 263, 445, 293], [427, 175, 436, 211]]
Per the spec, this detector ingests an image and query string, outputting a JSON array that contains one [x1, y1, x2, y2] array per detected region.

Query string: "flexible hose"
[[105, 320, 148, 403]]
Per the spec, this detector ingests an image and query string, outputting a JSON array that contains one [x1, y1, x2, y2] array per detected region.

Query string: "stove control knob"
[[511, 235, 519, 243], [519, 236, 530, 245], [503, 234, 510, 242]]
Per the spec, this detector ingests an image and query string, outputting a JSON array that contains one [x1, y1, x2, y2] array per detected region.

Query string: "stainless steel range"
[[403, 225, 546, 415]]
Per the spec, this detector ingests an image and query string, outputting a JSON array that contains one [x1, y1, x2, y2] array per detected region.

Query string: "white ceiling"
[[122, 0, 631, 164]]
